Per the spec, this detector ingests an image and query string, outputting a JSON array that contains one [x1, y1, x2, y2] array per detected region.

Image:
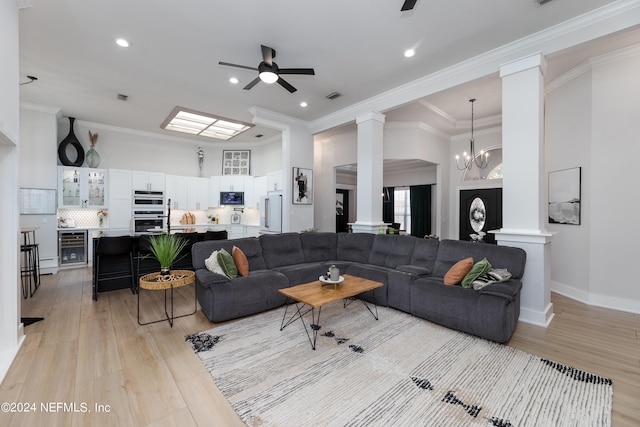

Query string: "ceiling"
[[17, 0, 640, 145]]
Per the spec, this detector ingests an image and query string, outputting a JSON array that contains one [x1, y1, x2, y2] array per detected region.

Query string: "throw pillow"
[[232, 246, 249, 277], [461, 257, 492, 288], [204, 250, 226, 275], [443, 257, 474, 285], [217, 248, 238, 279]]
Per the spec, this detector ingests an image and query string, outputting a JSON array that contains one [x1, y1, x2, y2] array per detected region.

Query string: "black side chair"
[[204, 230, 228, 240], [136, 234, 161, 285], [93, 236, 135, 301], [171, 233, 200, 271]]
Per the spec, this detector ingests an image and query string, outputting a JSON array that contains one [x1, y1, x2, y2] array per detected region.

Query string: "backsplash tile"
[[58, 209, 108, 228]]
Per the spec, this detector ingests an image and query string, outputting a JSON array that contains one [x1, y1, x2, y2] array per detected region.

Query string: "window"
[[393, 187, 411, 232]]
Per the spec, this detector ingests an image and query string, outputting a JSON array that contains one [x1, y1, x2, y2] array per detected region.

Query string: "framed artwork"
[[222, 150, 251, 175], [548, 167, 581, 225], [293, 167, 313, 205]]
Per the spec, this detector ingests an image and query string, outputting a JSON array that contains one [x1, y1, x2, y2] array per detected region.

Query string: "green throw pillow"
[[461, 258, 492, 288], [217, 248, 238, 279]]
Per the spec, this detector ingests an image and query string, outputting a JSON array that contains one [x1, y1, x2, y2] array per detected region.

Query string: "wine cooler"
[[58, 230, 88, 266]]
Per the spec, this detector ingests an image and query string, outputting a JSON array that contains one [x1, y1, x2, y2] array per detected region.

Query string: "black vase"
[[58, 117, 85, 167]]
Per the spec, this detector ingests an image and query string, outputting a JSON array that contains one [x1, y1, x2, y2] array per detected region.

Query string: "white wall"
[[546, 45, 640, 313], [56, 118, 282, 178], [0, 0, 22, 383]]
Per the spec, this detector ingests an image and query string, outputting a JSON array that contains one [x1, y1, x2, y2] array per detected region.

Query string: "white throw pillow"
[[205, 250, 226, 275]]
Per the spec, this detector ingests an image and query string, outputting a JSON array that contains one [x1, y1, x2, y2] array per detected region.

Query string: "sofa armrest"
[[195, 269, 230, 290], [477, 280, 522, 301], [396, 265, 431, 277]]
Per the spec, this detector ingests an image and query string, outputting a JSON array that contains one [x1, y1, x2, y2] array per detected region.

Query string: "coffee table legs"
[[280, 292, 379, 350], [280, 302, 321, 349]]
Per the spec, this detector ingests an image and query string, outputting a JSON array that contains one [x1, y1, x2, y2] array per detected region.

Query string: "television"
[[220, 191, 244, 205]]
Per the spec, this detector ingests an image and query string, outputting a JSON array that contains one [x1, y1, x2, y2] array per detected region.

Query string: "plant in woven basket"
[[147, 234, 188, 275]]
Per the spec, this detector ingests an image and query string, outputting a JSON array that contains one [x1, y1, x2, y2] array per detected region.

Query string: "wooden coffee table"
[[278, 274, 383, 349]]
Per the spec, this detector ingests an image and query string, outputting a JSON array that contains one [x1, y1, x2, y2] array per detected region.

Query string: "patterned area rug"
[[186, 303, 612, 427]]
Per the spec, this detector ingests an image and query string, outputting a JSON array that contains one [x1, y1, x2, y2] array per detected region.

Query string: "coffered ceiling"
[[17, 0, 640, 144]]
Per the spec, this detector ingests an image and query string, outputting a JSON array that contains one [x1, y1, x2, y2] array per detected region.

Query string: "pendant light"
[[455, 99, 488, 170]]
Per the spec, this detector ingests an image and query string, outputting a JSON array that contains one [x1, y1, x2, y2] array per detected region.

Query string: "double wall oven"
[[132, 190, 165, 235]]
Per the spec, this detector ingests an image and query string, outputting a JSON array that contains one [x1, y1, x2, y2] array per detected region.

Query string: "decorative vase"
[[57, 117, 85, 167], [160, 267, 171, 276], [329, 265, 339, 281], [86, 146, 100, 168]]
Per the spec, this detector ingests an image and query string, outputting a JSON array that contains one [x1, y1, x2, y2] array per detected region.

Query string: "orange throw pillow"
[[232, 246, 249, 277], [444, 257, 474, 285]]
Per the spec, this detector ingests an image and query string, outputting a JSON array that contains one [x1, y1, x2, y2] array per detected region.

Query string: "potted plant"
[[147, 234, 188, 275]]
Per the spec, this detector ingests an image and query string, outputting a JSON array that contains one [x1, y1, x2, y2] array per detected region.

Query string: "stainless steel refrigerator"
[[260, 192, 282, 234]]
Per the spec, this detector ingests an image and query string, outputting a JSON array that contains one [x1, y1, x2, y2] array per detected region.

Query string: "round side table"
[[138, 270, 196, 327]]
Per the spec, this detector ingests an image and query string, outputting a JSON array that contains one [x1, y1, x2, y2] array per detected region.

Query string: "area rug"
[[186, 304, 612, 427]]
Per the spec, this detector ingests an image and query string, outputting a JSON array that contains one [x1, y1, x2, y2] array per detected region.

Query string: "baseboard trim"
[[518, 303, 555, 327], [552, 281, 640, 315], [0, 335, 25, 386]]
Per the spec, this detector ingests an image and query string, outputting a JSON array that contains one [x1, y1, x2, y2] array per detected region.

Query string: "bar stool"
[[20, 228, 41, 298], [93, 236, 135, 301], [204, 230, 228, 240], [171, 232, 200, 271], [135, 234, 160, 286]]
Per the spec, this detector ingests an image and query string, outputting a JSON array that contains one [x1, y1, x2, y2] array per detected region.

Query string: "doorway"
[[459, 188, 502, 244], [336, 189, 349, 233]]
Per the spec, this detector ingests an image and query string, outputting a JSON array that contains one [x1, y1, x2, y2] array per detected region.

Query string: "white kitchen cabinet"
[[166, 175, 210, 210], [132, 170, 165, 191], [253, 175, 267, 208], [227, 224, 244, 240], [244, 225, 260, 238], [58, 167, 107, 209], [209, 176, 220, 207], [219, 175, 245, 192], [107, 169, 132, 230], [267, 170, 283, 192], [243, 175, 255, 208]]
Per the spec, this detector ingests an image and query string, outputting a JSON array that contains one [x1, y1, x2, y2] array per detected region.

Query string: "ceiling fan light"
[[259, 71, 278, 84]]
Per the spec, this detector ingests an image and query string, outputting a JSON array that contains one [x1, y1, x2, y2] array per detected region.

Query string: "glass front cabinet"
[[58, 167, 107, 208]]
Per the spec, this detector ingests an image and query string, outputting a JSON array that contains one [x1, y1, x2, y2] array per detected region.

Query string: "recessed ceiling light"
[[116, 38, 130, 48], [160, 106, 254, 140], [229, 77, 239, 84], [404, 49, 415, 58], [300, 102, 308, 108]]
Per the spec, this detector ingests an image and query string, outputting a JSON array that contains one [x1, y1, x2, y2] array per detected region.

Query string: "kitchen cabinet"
[[243, 176, 255, 208], [209, 176, 220, 207], [132, 170, 165, 191], [107, 169, 132, 230], [58, 167, 107, 209], [219, 175, 244, 192], [166, 175, 210, 210], [244, 225, 260, 238], [267, 170, 283, 192], [253, 175, 267, 208]]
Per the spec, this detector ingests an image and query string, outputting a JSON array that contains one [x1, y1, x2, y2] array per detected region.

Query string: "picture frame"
[[222, 150, 251, 175], [548, 167, 581, 225], [293, 167, 313, 205]]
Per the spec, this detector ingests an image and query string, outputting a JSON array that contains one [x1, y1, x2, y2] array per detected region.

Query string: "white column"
[[351, 112, 386, 234], [495, 53, 554, 327]]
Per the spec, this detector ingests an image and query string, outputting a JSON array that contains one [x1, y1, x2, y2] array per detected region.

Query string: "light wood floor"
[[1, 268, 638, 426]]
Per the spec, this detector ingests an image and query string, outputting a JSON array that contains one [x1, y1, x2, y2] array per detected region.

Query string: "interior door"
[[336, 189, 349, 233], [459, 188, 502, 244]]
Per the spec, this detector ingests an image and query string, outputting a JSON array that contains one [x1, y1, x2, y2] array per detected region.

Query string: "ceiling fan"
[[219, 45, 315, 93], [401, 0, 417, 11]]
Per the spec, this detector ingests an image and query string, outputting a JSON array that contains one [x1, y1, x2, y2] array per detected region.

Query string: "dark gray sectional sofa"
[[191, 232, 526, 343]]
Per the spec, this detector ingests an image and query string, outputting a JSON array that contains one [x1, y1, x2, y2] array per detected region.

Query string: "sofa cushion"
[[443, 257, 473, 285], [409, 238, 439, 273], [461, 258, 492, 288], [337, 233, 375, 263], [232, 246, 249, 277], [300, 232, 338, 262], [259, 233, 305, 268], [433, 240, 526, 279], [217, 249, 238, 279], [192, 238, 267, 272], [204, 250, 226, 275], [367, 235, 416, 268]]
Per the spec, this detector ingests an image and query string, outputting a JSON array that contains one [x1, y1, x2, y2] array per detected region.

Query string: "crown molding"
[[309, 0, 640, 134], [385, 121, 451, 140]]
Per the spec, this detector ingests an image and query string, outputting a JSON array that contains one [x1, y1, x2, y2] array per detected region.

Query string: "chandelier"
[[455, 98, 488, 170]]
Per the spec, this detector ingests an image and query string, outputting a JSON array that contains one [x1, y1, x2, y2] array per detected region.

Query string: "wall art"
[[548, 166, 581, 225], [222, 150, 251, 175], [293, 167, 313, 205]]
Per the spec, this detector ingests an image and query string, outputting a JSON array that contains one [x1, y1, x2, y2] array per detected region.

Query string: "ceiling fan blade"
[[243, 77, 261, 90], [261, 45, 274, 66], [401, 0, 417, 11], [277, 77, 297, 93], [278, 68, 315, 76], [219, 61, 258, 72]]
